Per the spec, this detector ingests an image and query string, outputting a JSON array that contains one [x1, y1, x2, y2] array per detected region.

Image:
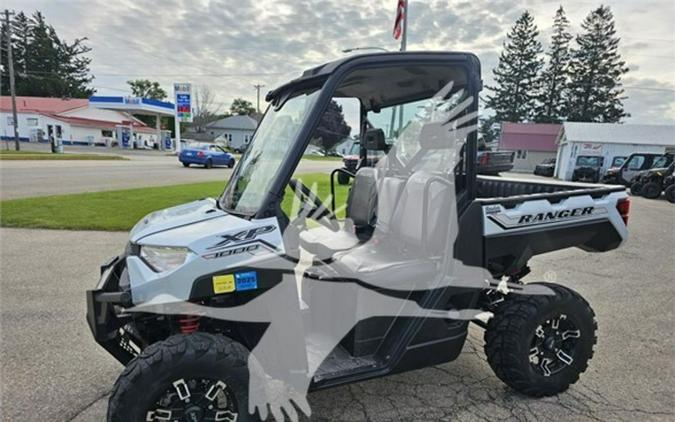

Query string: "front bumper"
[[86, 255, 136, 364]]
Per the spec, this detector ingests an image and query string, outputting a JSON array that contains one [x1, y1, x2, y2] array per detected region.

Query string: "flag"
[[393, 0, 406, 40]]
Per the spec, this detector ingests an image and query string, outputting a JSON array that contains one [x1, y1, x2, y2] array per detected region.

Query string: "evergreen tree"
[[566, 6, 629, 122], [535, 6, 572, 123], [486, 11, 543, 123], [1, 11, 94, 98]]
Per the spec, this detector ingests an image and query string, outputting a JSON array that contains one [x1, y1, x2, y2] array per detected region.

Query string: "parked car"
[[476, 150, 515, 175], [630, 162, 675, 199], [572, 155, 604, 183], [179, 143, 235, 169], [533, 158, 556, 177], [601, 152, 673, 186]]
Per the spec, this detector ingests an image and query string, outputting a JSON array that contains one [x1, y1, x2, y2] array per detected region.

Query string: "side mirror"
[[363, 128, 386, 151]]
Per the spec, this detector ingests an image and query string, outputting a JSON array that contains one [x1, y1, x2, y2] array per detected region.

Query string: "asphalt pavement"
[[1, 195, 673, 421], [0, 144, 341, 200]]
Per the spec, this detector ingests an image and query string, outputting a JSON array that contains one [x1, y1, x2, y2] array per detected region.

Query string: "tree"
[[311, 100, 351, 155], [478, 116, 500, 147], [566, 6, 629, 122], [230, 98, 255, 115], [191, 86, 222, 133], [485, 11, 543, 123], [127, 79, 167, 99], [535, 6, 573, 123], [1, 11, 94, 98]]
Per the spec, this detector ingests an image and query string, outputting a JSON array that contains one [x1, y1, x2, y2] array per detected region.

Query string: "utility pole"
[[3, 9, 19, 151], [253, 84, 265, 113]]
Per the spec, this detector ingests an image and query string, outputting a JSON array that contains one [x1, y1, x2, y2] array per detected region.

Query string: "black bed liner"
[[476, 176, 626, 206]]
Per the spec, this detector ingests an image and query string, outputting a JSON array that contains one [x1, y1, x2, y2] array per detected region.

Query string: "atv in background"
[[664, 171, 675, 203], [603, 152, 673, 186], [572, 155, 604, 183], [630, 158, 674, 197], [632, 162, 675, 199]]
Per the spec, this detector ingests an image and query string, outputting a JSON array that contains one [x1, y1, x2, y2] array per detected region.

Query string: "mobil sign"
[[174, 83, 193, 123]]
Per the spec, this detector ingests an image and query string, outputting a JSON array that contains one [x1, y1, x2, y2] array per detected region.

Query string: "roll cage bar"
[[255, 51, 483, 220]]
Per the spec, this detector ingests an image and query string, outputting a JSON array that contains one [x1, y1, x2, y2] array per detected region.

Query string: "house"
[[498, 123, 561, 172], [204, 115, 258, 151], [555, 122, 675, 181], [0, 96, 155, 146]]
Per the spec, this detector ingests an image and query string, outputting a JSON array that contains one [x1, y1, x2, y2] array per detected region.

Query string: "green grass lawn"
[[0, 173, 349, 231], [301, 154, 342, 161], [0, 150, 127, 160]]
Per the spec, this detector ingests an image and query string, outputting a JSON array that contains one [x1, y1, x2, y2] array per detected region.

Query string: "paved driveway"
[[1, 196, 674, 421]]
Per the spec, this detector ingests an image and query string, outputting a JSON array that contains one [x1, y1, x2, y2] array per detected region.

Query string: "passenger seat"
[[299, 167, 379, 260]]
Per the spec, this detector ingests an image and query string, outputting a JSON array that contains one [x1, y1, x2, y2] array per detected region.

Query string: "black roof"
[[265, 51, 481, 103]]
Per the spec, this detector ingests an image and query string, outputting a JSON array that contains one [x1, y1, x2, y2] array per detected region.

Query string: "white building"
[[1, 96, 157, 147], [205, 115, 258, 152], [555, 122, 675, 181]]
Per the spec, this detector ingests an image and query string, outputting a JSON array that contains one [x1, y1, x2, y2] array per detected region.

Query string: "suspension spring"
[[178, 315, 201, 334]]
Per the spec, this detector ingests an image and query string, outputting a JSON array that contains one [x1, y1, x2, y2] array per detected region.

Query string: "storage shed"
[[554, 122, 675, 181]]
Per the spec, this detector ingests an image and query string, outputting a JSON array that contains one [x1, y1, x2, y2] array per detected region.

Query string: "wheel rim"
[[147, 378, 238, 421], [529, 314, 580, 377]]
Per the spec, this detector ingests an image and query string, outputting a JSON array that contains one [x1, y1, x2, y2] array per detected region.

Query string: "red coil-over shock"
[[178, 315, 201, 334]]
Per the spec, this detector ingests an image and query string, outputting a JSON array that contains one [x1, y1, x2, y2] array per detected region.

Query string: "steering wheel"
[[288, 178, 339, 231]]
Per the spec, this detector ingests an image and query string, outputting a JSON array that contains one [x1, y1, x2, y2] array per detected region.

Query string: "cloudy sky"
[[6, 0, 675, 123]]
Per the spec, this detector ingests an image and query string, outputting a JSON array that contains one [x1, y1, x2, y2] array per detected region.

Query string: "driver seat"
[[299, 167, 380, 260]]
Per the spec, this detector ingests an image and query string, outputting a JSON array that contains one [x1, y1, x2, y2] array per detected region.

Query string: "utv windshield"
[[219, 88, 321, 214], [576, 156, 603, 167]]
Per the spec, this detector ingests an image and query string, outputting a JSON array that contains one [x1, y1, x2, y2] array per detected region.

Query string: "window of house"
[[101, 130, 113, 137], [27, 118, 38, 127]]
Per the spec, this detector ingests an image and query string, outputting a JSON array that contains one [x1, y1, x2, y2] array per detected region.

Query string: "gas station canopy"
[[89, 96, 175, 116]]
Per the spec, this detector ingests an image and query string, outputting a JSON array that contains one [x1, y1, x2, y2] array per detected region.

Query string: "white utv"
[[87, 52, 630, 422]]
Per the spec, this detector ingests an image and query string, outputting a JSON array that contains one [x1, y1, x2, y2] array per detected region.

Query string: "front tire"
[[228, 158, 236, 168], [108, 333, 254, 422], [484, 282, 597, 397], [641, 182, 661, 199], [182, 162, 190, 168], [630, 182, 643, 196], [205, 159, 213, 169]]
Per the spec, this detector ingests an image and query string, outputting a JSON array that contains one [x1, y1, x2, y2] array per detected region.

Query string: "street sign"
[[174, 83, 193, 123]]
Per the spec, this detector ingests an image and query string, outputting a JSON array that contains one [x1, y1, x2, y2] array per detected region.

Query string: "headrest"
[[363, 128, 387, 151], [418, 122, 452, 150]]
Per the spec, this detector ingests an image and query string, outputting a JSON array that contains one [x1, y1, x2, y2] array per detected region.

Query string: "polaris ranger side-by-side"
[[87, 52, 630, 422]]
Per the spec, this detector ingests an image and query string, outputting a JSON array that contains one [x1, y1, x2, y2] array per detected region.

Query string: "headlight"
[[140, 246, 190, 273]]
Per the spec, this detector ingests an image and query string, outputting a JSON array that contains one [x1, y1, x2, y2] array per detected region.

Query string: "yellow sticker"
[[213, 274, 235, 294]]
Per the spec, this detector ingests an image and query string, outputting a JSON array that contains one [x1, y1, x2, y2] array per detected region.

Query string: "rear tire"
[[107, 333, 255, 422], [630, 182, 643, 196], [664, 185, 675, 203], [228, 158, 235, 168], [641, 182, 661, 199], [484, 282, 597, 397], [205, 159, 213, 169]]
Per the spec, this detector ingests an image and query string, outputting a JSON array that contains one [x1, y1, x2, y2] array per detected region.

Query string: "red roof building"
[[1, 96, 156, 145], [498, 123, 562, 172]]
